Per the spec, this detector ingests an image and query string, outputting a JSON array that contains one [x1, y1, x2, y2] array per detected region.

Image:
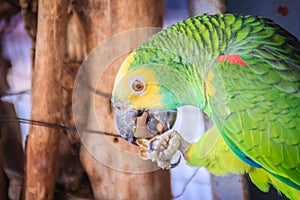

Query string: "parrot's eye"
[[129, 76, 145, 95], [132, 80, 144, 91]]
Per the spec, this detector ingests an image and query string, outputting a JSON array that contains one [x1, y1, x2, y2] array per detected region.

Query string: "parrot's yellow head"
[[111, 51, 178, 144], [112, 52, 165, 110]]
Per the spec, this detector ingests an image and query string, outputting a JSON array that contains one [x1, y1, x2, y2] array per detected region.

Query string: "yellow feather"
[[113, 62, 164, 109], [249, 168, 300, 200], [128, 67, 163, 109], [114, 51, 136, 86], [205, 71, 216, 97], [186, 124, 251, 175]]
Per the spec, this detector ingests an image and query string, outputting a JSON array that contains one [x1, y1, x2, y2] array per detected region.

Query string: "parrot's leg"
[[140, 130, 190, 169]]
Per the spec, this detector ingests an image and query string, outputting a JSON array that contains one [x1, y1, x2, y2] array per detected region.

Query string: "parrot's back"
[[177, 14, 300, 191], [150, 14, 300, 192]]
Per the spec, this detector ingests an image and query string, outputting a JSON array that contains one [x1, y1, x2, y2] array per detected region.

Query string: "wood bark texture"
[[22, 0, 171, 199], [23, 0, 69, 199], [74, 0, 172, 199]]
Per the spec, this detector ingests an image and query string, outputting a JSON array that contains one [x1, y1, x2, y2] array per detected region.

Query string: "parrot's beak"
[[112, 101, 177, 145], [112, 101, 141, 145], [146, 109, 177, 135]]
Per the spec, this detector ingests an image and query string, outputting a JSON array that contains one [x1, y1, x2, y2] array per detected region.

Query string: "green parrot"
[[111, 14, 300, 199]]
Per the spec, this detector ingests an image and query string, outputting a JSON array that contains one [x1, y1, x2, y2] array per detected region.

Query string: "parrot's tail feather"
[[249, 168, 300, 200]]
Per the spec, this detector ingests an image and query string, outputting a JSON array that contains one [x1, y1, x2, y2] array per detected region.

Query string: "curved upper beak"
[[112, 101, 140, 145]]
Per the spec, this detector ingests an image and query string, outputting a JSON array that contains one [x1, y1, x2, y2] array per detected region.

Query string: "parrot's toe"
[[137, 130, 183, 169]]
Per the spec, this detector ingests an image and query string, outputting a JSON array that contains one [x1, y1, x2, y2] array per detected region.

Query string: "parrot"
[[111, 14, 300, 200]]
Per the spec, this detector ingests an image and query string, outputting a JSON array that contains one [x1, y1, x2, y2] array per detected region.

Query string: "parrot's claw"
[[170, 152, 181, 168], [137, 130, 184, 169]]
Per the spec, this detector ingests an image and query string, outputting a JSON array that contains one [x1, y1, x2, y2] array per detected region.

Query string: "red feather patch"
[[217, 54, 246, 67]]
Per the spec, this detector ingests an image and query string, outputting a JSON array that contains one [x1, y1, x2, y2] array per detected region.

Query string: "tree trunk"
[[23, 0, 171, 199], [23, 0, 69, 199], [73, 0, 172, 199], [188, 0, 226, 17]]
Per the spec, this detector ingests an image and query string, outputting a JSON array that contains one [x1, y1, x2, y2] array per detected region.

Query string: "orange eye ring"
[[132, 80, 145, 92]]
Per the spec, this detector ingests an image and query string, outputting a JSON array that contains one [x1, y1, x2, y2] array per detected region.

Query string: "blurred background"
[[0, 0, 299, 199]]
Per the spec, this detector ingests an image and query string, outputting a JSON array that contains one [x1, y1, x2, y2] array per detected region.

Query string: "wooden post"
[[74, 0, 172, 199], [23, 0, 69, 199], [187, 0, 226, 16]]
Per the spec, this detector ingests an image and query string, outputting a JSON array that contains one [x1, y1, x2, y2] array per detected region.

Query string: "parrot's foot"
[[137, 130, 189, 169]]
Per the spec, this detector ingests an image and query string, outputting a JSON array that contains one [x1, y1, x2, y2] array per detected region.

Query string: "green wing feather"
[[206, 14, 300, 191], [186, 125, 300, 200], [172, 14, 300, 197]]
